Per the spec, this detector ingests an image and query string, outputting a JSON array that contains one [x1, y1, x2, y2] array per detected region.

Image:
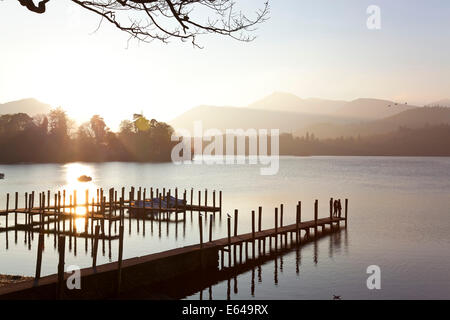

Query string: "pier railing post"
[[227, 214, 231, 266], [330, 197, 333, 219], [314, 200, 318, 237], [209, 214, 213, 242], [34, 232, 44, 282], [296, 203, 300, 243], [234, 209, 238, 237], [345, 198, 348, 223], [57, 236, 66, 300], [14, 192, 18, 226], [116, 225, 124, 296], [251, 210, 255, 258], [92, 225, 100, 269], [274, 207, 278, 251], [199, 214, 203, 248], [5, 193, 9, 229]]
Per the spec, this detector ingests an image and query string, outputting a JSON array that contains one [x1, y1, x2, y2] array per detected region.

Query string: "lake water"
[[1, 157, 450, 299]]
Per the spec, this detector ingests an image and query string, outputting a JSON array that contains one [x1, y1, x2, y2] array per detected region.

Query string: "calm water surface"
[[1, 157, 450, 299]]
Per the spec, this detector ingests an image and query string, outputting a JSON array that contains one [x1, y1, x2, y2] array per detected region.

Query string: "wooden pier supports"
[[314, 199, 318, 238], [56, 236, 66, 299]]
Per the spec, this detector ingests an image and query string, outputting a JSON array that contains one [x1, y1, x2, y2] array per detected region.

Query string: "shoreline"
[[0, 274, 33, 288]]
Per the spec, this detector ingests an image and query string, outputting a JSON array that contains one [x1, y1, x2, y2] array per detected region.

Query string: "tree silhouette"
[[16, 0, 270, 47]]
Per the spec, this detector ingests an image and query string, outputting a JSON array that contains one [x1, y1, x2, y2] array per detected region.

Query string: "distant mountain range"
[[247, 92, 417, 120], [0, 98, 51, 116], [169, 92, 447, 136], [2, 94, 450, 139], [295, 106, 450, 138], [169, 105, 357, 134]]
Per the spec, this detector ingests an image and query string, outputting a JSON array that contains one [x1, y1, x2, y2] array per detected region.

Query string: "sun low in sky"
[[1, 0, 450, 130]]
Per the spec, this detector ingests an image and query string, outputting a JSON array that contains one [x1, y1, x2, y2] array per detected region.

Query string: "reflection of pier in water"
[[118, 227, 349, 300]]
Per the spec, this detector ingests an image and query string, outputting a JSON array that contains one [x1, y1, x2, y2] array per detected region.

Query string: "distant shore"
[[0, 274, 32, 288]]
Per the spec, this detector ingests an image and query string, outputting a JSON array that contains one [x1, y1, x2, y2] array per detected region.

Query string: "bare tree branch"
[[15, 0, 270, 47]]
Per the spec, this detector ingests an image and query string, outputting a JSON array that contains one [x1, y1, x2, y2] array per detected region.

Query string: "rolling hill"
[[169, 105, 357, 134], [247, 92, 418, 120], [295, 106, 450, 138], [333, 98, 417, 120], [248, 92, 347, 115], [0, 98, 51, 116]]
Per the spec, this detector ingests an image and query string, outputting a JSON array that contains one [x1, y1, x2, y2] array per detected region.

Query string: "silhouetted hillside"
[[169, 105, 356, 134], [0, 98, 51, 116], [334, 98, 417, 120], [282, 124, 450, 156], [296, 106, 450, 138], [248, 92, 346, 115]]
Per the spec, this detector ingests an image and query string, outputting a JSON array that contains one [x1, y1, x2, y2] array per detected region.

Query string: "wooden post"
[[199, 214, 203, 248], [274, 207, 278, 251], [258, 207, 262, 232], [57, 236, 66, 300], [274, 207, 278, 234], [190, 188, 193, 207], [296, 203, 300, 243], [219, 191, 222, 214], [209, 214, 213, 242], [14, 192, 18, 226], [227, 214, 231, 267], [175, 188, 178, 211], [234, 209, 238, 237], [34, 232, 44, 281], [85, 190, 89, 232], [92, 225, 100, 269], [330, 197, 333, 219], [116, 225, 124, 296], [5, 193, 9, 228], [251, 210, 255, 240], [205, 189, 208, 209], [314, 199, 318, 237], [280, 204, 283, 227], [345, 199, 348, 223], [213, 190, 216, 209], [198, 190, 201, 211], [54, 193, 58, 231], [251, 210, 255, 258]]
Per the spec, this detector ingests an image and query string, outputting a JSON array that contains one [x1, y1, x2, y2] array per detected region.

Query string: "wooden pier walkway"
[[0, 187, 223, 236], [0, 196, 348, 300]]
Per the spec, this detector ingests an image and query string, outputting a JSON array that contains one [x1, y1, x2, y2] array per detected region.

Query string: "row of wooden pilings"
[[0, 186, 223, 299], [0, 186, 223, 232], [197, 198, 348, 270]]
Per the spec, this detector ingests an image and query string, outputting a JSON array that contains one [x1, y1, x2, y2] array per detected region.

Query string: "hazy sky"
[[1, 0, 449, 130]]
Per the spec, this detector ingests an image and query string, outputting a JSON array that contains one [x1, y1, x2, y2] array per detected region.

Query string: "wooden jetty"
[[0, 196, 348, 300], [0, 187, 223, 235]]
